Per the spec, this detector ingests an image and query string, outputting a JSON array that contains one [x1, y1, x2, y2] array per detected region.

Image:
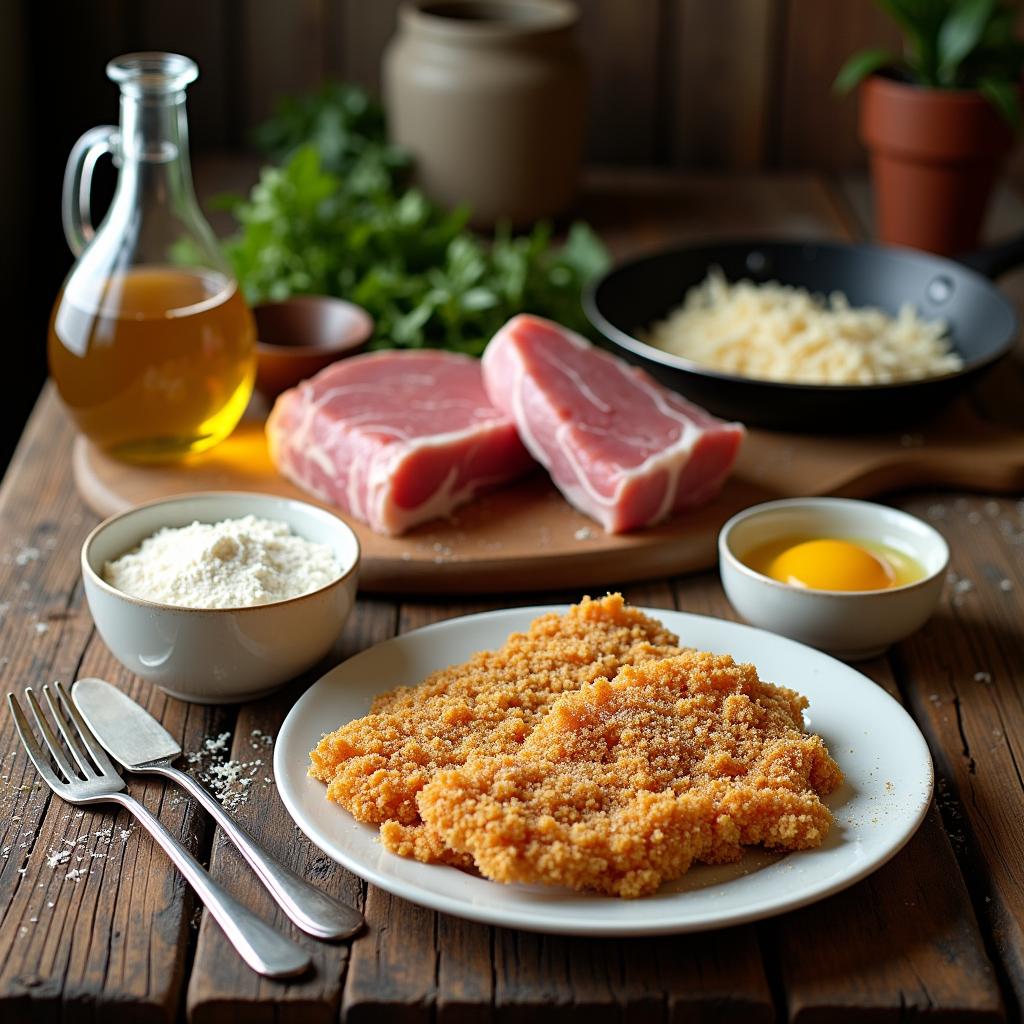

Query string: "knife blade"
[[72, 677, 181, 767], [72, 676, 363, 940]]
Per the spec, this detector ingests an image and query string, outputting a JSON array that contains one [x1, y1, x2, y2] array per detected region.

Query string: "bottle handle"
[[62, 125, 118, 257]]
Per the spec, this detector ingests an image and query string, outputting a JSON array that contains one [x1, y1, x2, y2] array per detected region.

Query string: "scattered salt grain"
[[974, 671, 992, 684], [32, 622, 49, 635], [14, 546, 40, 566], [574, 527, 596, 541], [45, 843, 69, 868], [999, 579, 1013, 592], [186, 730, 274, 811]]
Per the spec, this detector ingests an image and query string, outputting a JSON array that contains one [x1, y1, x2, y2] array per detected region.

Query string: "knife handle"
[[108, 791, 311, 978], [151, 762, 364, 941]]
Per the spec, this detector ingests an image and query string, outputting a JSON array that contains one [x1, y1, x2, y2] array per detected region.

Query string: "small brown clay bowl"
[[253, 296, 374, 398]]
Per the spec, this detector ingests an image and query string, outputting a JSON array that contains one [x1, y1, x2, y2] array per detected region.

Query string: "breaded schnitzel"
[[309, 594, 683, 863], [417, 651, 843, 897]]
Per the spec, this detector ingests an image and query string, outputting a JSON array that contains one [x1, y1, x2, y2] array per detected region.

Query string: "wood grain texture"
[[338, 0, 402, 95], [777, 0, 904, 169], [675, 568, 1003, 1022], [894, 491, 1024, 1011], [237, 0, 328, 133], [670, 0, 777, 169], [5, 175, 1024, 1022], [578, 0, 662, 165], [27, 0, 920, 171], [186, 599, 397, 1024], [773, 660, 1003, 1023], [0, 389, 224, 1022], [135, 0, 230, 148]]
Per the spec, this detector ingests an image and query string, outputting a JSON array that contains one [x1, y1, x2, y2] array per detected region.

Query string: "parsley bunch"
[[222, 83, 608, 354]]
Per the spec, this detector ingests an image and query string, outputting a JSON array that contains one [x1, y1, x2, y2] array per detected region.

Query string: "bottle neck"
[[114, 90, 198, 213]]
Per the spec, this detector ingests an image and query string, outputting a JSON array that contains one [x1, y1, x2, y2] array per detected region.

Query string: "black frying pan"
[[584, 237, 1024, 430]]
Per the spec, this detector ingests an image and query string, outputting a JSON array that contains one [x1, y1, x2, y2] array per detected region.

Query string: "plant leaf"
[[979, 75, 1023, 130], [938, 0, 998, 84], [875, 0, 947, 84], [834, 48, 899, 93]]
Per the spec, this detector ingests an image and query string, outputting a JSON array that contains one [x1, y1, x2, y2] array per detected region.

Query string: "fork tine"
[[7, 693, 68, 792], [53, 681, 118, 776], [24, 687, 79, 782], [43, 684, 98, 779]]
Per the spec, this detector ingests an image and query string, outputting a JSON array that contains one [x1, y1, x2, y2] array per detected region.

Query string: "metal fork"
[[7, 681, 311, 979]]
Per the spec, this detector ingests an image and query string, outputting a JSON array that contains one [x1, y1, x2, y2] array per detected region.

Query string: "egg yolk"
[[766, 539, 895, 592]]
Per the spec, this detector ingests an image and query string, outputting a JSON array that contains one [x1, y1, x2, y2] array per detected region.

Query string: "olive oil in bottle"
[[50, 267, 254, 461], [49, 53, 256, 463]]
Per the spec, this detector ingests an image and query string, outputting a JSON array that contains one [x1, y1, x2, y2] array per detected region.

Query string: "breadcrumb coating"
[[417, 651, 843, 897], [309, 594, 683, 860]]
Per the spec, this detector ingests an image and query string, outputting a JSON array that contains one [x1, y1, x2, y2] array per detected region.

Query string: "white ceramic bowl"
[[718, 498, 949, 660], [82, 492, 360, 704]]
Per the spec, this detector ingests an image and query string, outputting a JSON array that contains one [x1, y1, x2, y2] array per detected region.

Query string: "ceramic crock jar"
[[384, 0, 585, 226]]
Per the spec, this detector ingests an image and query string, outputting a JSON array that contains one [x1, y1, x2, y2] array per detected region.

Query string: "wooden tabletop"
[[2, 171, 1023, 1023]]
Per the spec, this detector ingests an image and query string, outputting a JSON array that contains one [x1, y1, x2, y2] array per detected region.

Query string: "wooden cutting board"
[[73, 401, 1024, 594]]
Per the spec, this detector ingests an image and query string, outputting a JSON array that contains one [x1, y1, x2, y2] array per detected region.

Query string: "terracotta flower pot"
[[859, 74, 1016, 256]]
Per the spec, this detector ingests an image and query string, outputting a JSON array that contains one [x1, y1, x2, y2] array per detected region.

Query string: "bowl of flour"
[[81, 492, 360, 703]]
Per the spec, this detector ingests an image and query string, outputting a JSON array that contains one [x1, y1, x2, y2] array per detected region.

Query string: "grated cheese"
[[646, 269, 962, 385]]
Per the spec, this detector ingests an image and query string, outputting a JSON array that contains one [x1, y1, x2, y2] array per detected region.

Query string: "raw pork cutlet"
[[418, 651, 843, 897], [482, 314, 745, 533], [309, 594, 684, 864], [266, 350, 535, 535]]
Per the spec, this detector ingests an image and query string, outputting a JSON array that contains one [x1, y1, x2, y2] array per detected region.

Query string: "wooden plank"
[[578, 0, 661, 165], [777, 0, 904, 169], [0, 389, 222, 1022], [339, 0, 401, 96], [579, 170, 848, 259], [237, 0, 328, 135], [668, 0, 778, 169], [343, 598, 499, 1024], [186, 598, 397, 1023], [774, 661, 1004, 1023], [892, 491, 1024, 1009], [675, 568, 1003, 1021], [135, 0, 230, 148]]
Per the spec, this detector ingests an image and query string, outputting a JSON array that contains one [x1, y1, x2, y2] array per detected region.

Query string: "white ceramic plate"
[[275, 607, 933, 936]]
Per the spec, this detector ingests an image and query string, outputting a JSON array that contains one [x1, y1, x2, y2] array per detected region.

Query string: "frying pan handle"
[[958, 234, 1024, 280]]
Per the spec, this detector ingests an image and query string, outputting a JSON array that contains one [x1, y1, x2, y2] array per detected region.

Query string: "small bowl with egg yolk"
[[718, 497, 949, 660]]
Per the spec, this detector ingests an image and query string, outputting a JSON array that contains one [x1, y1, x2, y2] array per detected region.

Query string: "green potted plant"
[[836, 0, 1023, 255]]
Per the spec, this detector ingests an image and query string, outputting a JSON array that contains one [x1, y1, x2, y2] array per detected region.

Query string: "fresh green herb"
[[834, 0, 1024, 128], [222, 85, 609, 354]]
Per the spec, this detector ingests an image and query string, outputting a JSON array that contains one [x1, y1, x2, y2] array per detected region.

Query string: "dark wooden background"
[[1, 0, 1020, 466]]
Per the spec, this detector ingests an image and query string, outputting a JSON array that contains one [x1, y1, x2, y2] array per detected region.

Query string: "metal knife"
[[72, 677, 363, 941]]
